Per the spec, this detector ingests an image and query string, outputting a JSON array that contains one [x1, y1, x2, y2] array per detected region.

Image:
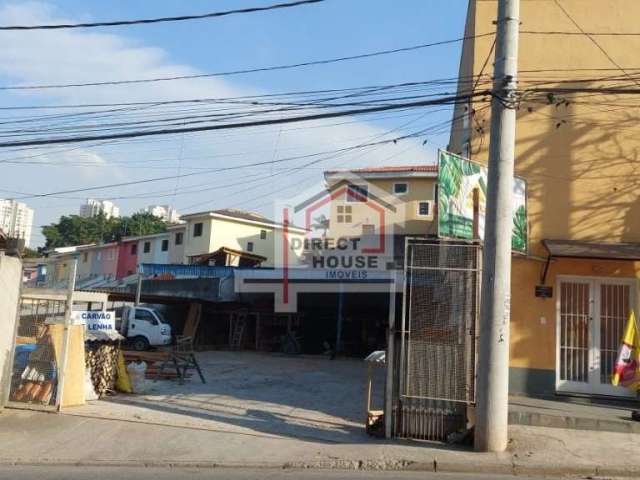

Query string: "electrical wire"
[[0, 90, 489, 148], [0, 34, 496, 90], [0, 0, 325, 31]]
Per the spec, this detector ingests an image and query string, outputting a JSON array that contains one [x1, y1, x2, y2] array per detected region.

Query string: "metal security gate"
[[393, 239, 480, 441], [556, 276, 636, 397]]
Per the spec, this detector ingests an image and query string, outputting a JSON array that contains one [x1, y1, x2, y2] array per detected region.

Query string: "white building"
[[0, 199, 34, 247], [142, 205, 180, 223], [79, 199, 120, 219]]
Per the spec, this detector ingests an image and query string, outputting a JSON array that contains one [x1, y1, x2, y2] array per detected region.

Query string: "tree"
[[22, 247, 42, 258], [42, 212, 168, 249]]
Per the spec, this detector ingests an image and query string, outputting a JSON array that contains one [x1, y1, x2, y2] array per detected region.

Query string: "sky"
[[0, 0, 469, 247]]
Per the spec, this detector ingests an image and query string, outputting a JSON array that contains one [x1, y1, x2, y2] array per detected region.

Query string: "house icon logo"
[[235, 174, 403, 312]]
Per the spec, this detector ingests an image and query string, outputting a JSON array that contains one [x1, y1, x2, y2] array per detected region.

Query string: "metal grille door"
[[557, 277, 635, 397], [393, 239, 480, 441], [599, 283, 629, 384], [558, 281, 590, 384]]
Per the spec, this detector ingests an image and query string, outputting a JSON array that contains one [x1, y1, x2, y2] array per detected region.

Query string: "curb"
[[1, 458, 640, 477]]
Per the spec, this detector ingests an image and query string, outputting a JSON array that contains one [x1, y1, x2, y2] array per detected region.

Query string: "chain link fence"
[[393, 239, 480, 441]]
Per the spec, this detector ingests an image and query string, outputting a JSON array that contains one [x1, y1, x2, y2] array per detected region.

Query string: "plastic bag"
[[84, 368, 98, 401], [126, 360, 147, 394], [115, 351, 133, 393]]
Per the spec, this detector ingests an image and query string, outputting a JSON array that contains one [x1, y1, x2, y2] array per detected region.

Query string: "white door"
[[556, 277, 636, 397]]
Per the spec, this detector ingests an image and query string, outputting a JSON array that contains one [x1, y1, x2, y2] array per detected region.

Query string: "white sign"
[[72, 311, 116, 333]]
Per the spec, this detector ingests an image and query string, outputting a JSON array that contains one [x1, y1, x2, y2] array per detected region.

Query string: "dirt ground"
[[67, 351, 386, 444]]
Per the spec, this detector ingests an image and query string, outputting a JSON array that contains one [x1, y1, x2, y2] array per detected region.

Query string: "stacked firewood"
[[85, 342, 120, 397]]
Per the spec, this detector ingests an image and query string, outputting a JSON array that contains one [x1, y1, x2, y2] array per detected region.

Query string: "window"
[[393, 182, 408, 195], [134, 309, 157, 325], [161, 239, 169, 251], [417, 201, 431, 217], [260, 229, 267, 240], [175, 232, 183, 245], [193, 222, 203, 237], [96, 251, 102, 261], [83, 252, 88, 263], [143, 241, 151, 253], [247, 241, 254, 252], [362, 224, 375, 235], [336, 205, 352, 223], [347, 184, 368, 202], [131, 244, 137, 255]]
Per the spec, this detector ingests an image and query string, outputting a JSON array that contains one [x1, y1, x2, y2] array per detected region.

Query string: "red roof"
[[325, 165, 438, 174]]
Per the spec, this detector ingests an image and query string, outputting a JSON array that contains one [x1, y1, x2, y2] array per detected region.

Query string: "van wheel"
[[131, 336, 150, 351]]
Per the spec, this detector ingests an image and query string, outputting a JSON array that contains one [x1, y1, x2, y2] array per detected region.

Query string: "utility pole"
[[475, 0, 520, 453]]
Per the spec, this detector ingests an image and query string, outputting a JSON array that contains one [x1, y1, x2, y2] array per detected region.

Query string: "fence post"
[[54, 259, 77, 410]]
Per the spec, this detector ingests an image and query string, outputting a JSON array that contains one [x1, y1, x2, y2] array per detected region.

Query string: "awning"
[[543, 239, 640, 261]]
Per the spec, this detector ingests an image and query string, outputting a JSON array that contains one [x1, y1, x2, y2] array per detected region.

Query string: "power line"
[[0, 0, 324, 31], [0, 34, 496, 91], [0, 91, 489, 148], [521, 30, 640, 37], [0, 78, 488, 110], [12, 128, 438, 200], [551, 1, 640, 87]]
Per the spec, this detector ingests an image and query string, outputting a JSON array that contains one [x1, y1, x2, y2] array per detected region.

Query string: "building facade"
[[79, 199, 120, 219], [0, 199, 34, 247], [180, 209, 306, 267], [135, 232, 170, 265], [450, 0, 640, 398], [116, 238, 139, 278], [324, 166, 438, 238], [75, 243, 119, 280], [167, 224, 187, 264]]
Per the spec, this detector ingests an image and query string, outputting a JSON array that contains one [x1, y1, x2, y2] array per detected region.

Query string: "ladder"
[[230, 312, 247, 349]]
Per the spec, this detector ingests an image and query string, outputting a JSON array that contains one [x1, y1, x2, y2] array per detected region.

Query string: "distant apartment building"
[[0, 199, 34, 247], [79, 199, 120, 219], [142, 205, 180, 223]]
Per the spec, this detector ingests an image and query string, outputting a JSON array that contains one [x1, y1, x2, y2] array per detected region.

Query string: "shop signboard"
[[437, 149, 527, 253], [71, 311, 116, 333]]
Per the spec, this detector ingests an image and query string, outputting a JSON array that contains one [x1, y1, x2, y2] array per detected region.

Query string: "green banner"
[[437, 150, 527, 253]]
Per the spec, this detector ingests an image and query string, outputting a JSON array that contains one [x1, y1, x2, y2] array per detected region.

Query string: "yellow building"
[[179, 208, 307, 267], [450, 0, 640, 397], [323, 166, 438, 243]]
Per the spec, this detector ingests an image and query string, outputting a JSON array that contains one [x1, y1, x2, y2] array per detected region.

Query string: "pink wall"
[[100, 244, 120, 279], [116, 239, 138, 279]]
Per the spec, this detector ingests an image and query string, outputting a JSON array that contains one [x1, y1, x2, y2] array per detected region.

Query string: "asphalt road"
[[0, 466, 560, 480]]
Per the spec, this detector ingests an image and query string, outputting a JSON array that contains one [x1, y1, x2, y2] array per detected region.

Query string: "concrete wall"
[[167, 226, 186, 264], [76, 249, 93, 279], [182, 215, 305, 267], [137, 234, 170, 265], [90, 244, 118, 278], [457, 0, 640, 253], [183, 217, 214, 260], [116, 239, 138, 278], [0, 255, 21, 406]]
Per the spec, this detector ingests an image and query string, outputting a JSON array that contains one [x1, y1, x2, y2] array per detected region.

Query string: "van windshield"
[[154, 310, 168, 324]]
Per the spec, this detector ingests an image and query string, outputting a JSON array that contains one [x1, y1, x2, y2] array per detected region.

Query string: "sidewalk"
[[0, 407, 639, 477]]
